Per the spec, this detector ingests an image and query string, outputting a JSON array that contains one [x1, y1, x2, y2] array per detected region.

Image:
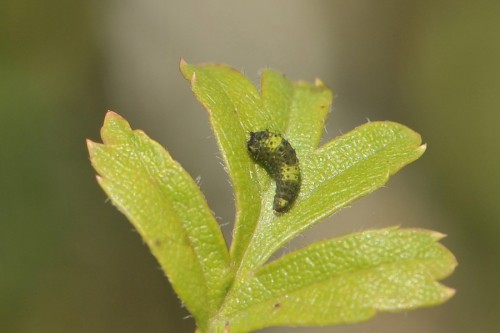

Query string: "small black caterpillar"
[[247, 130, 301, 213]]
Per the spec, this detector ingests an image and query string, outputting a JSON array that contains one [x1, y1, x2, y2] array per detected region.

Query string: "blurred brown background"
[[1, 1, 499, 332]]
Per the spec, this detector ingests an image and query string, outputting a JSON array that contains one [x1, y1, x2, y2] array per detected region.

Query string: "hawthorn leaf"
[[213, 228, 456, 333], [88, 62, 456, 333], [87, 112, 231, 330]]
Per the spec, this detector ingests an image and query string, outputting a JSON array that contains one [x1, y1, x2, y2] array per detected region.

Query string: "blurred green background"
[[1, 1, 499, 332]]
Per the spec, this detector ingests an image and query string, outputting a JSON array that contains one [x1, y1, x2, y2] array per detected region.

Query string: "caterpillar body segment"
[[247, 130, 301, 213]]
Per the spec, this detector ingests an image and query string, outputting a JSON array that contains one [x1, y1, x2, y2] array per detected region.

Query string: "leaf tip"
[[429, 229, 447, 241], [314, 77, 325, 86], [86, 139, 99, 159], [105, 110, 119, 118], [418, 143, 427, 154], [442, 286, 457, 300], [86, 138, 95, 150], [100, 111, 133, 144], [179, 57, 187, 68], [103, 110, 127, 125], [179, 58, 195, 80]]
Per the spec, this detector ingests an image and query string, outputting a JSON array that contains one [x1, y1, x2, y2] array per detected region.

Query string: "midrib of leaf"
[[135, 158, 218, 315], [181, 64, 264, 272], [204, 77, 265, 271], [131, 137, 219, 306]]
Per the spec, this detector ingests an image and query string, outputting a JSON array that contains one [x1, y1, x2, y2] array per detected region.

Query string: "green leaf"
[[89, 62, 456, 333], [177, 62, 454, 332], [180, 61, 263, 268], [180, 62, 333, 272], [180, 62, 425, 275], [219, 228, 456, 332], [241, 121, 427, 273], [87, 112, 231, 331]]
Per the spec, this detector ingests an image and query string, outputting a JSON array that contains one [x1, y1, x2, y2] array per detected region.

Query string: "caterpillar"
[[247, 130, 301, 213]]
